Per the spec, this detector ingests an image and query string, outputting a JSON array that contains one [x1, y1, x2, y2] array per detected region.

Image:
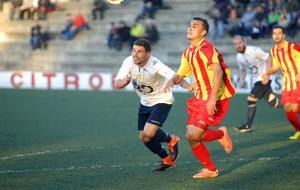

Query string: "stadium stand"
[[0, 0, 297, 73]]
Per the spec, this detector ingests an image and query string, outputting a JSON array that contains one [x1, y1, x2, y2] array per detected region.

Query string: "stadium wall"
[[0, 71, 282, 94]]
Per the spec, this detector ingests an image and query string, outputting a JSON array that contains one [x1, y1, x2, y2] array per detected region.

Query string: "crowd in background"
[[1, 0, 299, 52], [106, 0, 169, 51], [209, 0, 300, 39]]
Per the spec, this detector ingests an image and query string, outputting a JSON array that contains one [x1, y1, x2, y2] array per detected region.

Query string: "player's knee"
[[283, 103, 296, 112], [267, 93, 279, 108], [139, 132, 151, 142], [247, 95, 257, 107], [185, 130, 203, 142]]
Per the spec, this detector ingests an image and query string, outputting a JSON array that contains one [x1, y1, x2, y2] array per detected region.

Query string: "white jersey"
[[116, 55, 175, 106], [236, 45, 269, 83]]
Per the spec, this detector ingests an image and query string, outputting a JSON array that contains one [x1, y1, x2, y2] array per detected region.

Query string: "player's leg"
[[139, 103, 178, 171], [147, 104, 180, 161], [284, 103, 300, 140], [235, 81, 272, 133], [263, 86, 280, 108], [186, 98, 231, 178]]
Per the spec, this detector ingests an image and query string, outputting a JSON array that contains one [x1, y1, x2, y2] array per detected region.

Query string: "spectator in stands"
[[40, 26, 50, 49], [117, 20, 130, 43], [137, 0, 157, 20], [107, 22, 122, 50], [61, 13, 73, 37], [38, 0, 50, 20], [62, 11, 90, 40], [30, 19, 41, 50], [129, 20, 145, 49], [92, 0, 108, 20], [7, 0, 22, 20], [144, 18, 159, 43], [209, 0, 229, 39], [19, 0, 34, 20]]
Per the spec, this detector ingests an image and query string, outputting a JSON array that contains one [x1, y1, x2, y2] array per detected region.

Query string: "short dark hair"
[[272, 25, 285, 34], [193, 17, 209, 36], [133, 38, 151, 52]]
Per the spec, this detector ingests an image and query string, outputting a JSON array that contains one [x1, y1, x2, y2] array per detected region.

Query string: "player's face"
[[233, 38, 246, 53], [272, 28, 285, 44], [186, 20, 207, 41], [132, 45, 150, 67]]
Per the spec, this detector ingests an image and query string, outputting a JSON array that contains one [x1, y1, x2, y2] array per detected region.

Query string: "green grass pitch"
[[0, 90, 299, 190]]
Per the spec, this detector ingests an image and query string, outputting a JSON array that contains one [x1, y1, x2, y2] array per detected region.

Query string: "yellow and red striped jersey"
[[177, 39, 235, 100], [270, 41, 300, 92]]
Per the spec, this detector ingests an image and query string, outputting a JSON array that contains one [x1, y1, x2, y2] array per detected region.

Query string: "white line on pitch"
[[0, 156, 299, 174]]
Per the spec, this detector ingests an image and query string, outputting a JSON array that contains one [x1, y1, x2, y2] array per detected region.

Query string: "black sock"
[[247, 105, 256, 128], [144, 140, 168, 159], [152, 129, 171, 143]]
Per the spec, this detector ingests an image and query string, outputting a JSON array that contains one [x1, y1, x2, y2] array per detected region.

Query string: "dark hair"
[[193, 17, 209, 36], [272, 25, 285, 34], [133, 38, 151, 52]]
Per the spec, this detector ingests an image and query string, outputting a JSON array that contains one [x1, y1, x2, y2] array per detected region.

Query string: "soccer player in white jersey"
[[233, 35, 280, 133], [114, 39, 181, 172]]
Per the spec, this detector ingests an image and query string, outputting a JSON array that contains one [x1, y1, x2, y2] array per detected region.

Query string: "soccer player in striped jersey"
[[262, 25, 300, 140], [114, 39, 180, 172], [233, 35, 280, 133], [165, 17, 235, 179]]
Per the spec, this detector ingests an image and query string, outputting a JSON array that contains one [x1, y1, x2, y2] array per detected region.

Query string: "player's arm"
[[164, 53, 191, 92], [114, 59, 131, 89], [114, 76, 131, 89], [179, 79, 194, 92], [207, 61, 223, 115], [262, 56, 280, 84], [236, 55, 247, 88], [239, 67, 247, 88]]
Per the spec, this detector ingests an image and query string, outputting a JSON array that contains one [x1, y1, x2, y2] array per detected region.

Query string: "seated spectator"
[[128, 20, 145, 49], [107, 22, 122, 50], [62, 12, 90, 40], [144, 18, 159, 43], [40, 26, 51, 49], [137, 0, 157, 20], [117, 20, 130, 43], [19, 0, 34, 20], [92, 0, 108, 20], [7, 0, 22, 20], [30, 20, 41, 50], [38, 0, 50, 20], [61, 13, 73, 36]]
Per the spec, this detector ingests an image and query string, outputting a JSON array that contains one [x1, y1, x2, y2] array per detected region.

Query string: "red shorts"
[[281, 88, 300, 104], [186, 97, 230, 129]]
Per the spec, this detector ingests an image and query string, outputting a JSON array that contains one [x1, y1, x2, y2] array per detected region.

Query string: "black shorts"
[[138, 103, 172, 131], [250, 81, 273, 99]]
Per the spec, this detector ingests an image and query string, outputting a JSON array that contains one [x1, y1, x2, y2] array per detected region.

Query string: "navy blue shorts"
[[250, 81, 273, 99], [138, 103, 172, 131]]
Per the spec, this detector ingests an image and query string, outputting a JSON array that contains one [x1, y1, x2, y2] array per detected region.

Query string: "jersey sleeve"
[[155, 61, 176, 80], [236, 54, 246, 70], [177, 53, 191, 77], [270, 49, 279, 67], [115, 58, 131, 80], [292, 43, 300, 59], [254, 47, 269, 61]]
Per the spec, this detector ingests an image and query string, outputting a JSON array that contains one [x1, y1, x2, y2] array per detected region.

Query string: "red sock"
[[285, 111, 300, 131], [203, 129, 224, 142], [192, 143, 216, 171]]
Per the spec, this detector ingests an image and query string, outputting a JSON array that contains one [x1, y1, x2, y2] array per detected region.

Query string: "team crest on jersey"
[[135, 73, 142, 82]]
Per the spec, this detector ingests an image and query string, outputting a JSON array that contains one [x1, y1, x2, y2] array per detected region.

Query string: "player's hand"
[[115, 76, 131, 89], [207, 96, 217, 115], [164, 79, 174, 93], [186, 84, 194, 92], [261, 74, 269, 85], [239, 81, 247, 89]]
